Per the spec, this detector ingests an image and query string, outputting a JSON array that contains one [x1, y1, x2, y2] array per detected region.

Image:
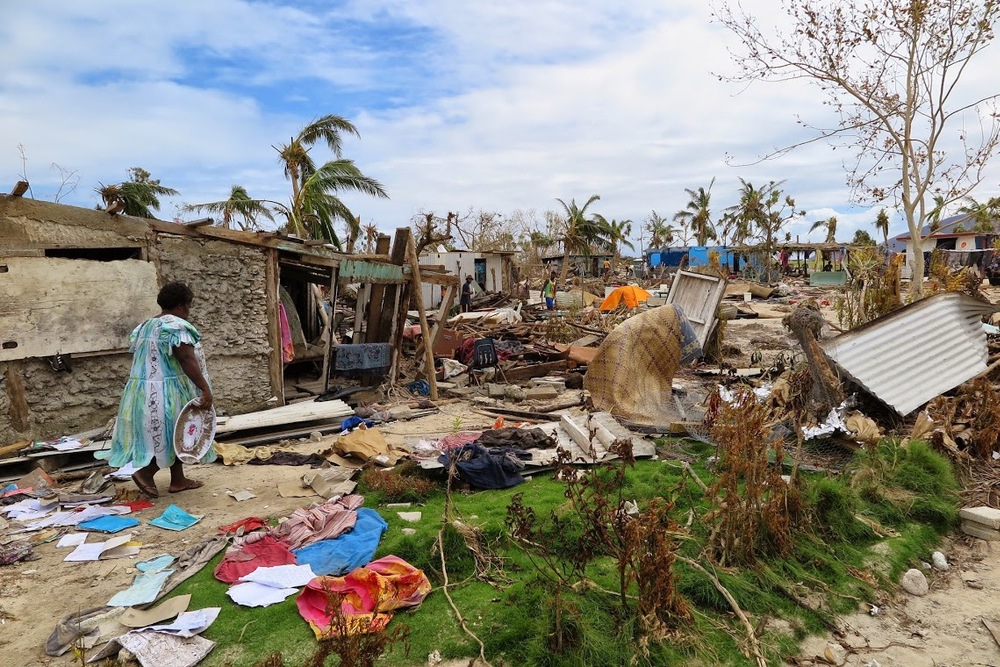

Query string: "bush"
[[358, 462, 439, 503]]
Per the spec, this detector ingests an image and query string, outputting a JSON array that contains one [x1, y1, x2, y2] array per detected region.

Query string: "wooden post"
[[417, 282, 456, 373], [264, 250, 285, 405], [406, 235, 438, 400], [5, 360, 30, 432], [323, 267, 340, 393], [364, 235, 392, 343]]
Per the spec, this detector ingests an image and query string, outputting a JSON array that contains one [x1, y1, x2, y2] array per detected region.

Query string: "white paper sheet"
[[136, 608, 221, 637], [226, 582, 298, 607], [64, 533, 135, 562], [65, 542, 107, 562], [57, 533, 88, 547], [106, 462, 140, 481], [52, 439, 84, 451], [238, 564, 316, 588]]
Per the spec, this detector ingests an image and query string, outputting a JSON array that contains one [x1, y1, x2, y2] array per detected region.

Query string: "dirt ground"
[[796, 536, 1000, 667]]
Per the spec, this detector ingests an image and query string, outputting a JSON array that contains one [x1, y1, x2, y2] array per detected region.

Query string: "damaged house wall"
[[154, 235, 276, 415]]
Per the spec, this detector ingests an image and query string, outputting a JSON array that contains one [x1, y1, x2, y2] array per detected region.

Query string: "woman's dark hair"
[[157, 282, 194, 310]]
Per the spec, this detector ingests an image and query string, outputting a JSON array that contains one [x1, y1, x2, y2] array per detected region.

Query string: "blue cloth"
[[438, 443, 528, 490], [340, 416, 375, 432], [78, 515, 140, 533], [150, 504, 201, 531], [292, 508, 388, 576], [545, 297, 555, 309], [407, 380, 430, 396]]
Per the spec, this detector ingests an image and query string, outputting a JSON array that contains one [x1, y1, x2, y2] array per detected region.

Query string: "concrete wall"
[[155, 236, 276, 415], [0, 355, 131, 446]]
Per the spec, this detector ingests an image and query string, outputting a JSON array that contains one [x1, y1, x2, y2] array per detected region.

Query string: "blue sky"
[[2, 0, 999, 249]]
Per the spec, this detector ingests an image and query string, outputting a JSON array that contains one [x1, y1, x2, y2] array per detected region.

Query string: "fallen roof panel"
[[820, 292, 999, 415]]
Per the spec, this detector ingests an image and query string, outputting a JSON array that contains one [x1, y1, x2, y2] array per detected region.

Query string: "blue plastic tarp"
[[292, 508, 388, 576]]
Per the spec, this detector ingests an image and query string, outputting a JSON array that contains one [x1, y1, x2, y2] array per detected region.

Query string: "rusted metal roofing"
[[821, 292, 999, 415]]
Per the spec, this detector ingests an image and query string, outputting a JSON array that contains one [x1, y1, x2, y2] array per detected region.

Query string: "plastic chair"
[[469, 338, 506, 384]]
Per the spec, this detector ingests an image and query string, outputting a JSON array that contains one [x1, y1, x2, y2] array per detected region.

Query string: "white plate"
[[173, 399, 217, 464]]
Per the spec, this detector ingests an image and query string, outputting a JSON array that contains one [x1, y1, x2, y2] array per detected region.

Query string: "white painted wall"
[[903, 237, 940, 279], [420, 251, 507, 307]]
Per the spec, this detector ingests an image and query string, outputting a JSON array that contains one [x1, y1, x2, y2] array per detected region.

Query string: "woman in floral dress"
[[98, 282, 214, 497]]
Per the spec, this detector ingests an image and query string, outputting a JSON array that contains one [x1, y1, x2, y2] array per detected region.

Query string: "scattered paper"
[[239, 564, 316, 588], [120, 595, 192, 629], [88, 632, 215, 667], [135, 608, 221, 638], [136, 554, 176, 573], [150, 505, 201, 531], [108, 570, 174, 607], [227, 581, 298, 607], [78, 515, 140, 533], [227, 490, 256, 502], [52, 439, 85, 451], [65, 533, 139, 562], [107, 462, 140, 481], [57, 533, 88, 548]]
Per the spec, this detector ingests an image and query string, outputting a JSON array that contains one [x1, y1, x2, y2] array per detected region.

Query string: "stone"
[[962, 521, 1000, 541], [931, 551, 949, 571], [526, 386, 559, 401], [901, 568, 929, 596], [397, 511, 422, 523], [309, 431, 323, 442], [401, 528, 417, 536], [504, 386, 526, 401], [959, 506, 1000, 530], [486, 383, 507, 399]]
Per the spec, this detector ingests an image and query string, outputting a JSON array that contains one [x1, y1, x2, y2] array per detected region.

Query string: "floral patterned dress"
[[98, 315, 215, 468]]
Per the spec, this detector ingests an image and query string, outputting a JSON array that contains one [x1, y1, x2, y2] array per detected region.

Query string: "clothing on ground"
[[98, 315, 215, 469], [438, 443, 530, 490], [297, 555, 431, 639], [292, 507, 388, 576], [270, 494, 364, 550], [213, 535, 297, 584]]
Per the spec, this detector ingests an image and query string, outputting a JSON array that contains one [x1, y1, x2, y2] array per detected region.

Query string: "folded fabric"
[[214, 536, 296, 584], [270, 495, 364, 550], [297, 555, 431, 639], [108, 570, 174, 607], [78, 515, 140, 533], [293, 508, 387, 577], [150, 505, 201, 531]]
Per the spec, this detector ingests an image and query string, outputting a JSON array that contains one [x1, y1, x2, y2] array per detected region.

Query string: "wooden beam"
[[182, 217, 213, 228], [365, 235, 392, 343], [406, 235, 438, 401], [417, 272, 461, 287], [4, 360, 30, 432], [264, 249, 285, 405], [11, 181, 29, 198], [502, 360, 570, 382]]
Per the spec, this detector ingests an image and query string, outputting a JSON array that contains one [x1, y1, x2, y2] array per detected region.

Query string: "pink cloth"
[[278, 303, 295, 364], [296, 555, 432, 639], [213, 536, 296, 584], [270, 495, 365, 551]]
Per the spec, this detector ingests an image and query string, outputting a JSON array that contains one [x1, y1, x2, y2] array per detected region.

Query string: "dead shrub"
[[836, 249, 903, 329], [358, 462, 437, 502], [926, 377, 1000, 461], [705, 388, 803, 567]]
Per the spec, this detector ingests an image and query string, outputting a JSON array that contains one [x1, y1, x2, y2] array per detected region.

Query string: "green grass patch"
[[172, 437, 959, 666]]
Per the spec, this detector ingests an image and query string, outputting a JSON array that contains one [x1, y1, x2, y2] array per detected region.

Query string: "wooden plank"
[[365, 235, 392, 343], [0, 257, 159, 361], [215, 398, 353, 434], [503, 360, 569, 382], [4, 361, 28, 433], [406, 235, 438, 401], [264, 249, 285, 405], [376, 228, 411, 343], [416, 272, 460, 287]]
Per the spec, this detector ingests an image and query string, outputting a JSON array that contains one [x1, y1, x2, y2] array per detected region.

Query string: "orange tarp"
[[599, 285, 651, 311]]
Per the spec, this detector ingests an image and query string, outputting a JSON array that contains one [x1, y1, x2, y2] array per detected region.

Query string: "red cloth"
[[218, 517, 267, 535], [213, 536, 296, 584], [120, 499, 155, 513]]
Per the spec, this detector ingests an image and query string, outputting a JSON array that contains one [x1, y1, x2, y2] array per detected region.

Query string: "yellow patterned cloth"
[[584, 305, 698, 425]]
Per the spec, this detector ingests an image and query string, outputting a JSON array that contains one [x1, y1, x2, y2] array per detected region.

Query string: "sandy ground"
[[795, 536, 1000, 667]]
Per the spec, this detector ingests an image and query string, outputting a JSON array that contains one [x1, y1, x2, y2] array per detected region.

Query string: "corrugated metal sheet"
[[338, 259, 405, 284], [821, 292, 999, 415]]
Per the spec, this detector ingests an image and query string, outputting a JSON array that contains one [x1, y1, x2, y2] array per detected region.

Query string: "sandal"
[[168, 479, 204, 493], [131, 473, 160, 499]]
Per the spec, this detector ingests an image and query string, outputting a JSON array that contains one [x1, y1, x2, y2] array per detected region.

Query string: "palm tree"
[[184, 185, 275, 230], [97, 167, 178, 218], [875, 209, 890, 248], [274, 115, 388, 246], [724, 178, 768, 247], [810, 216, 838, 243], [555, 195, 603, 280], [673, 179, 717, 246], [276, 159, 387, 245], [598, 218, 635, 271], [959, 196, 999, 234], [645, 210, 675, 248]]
